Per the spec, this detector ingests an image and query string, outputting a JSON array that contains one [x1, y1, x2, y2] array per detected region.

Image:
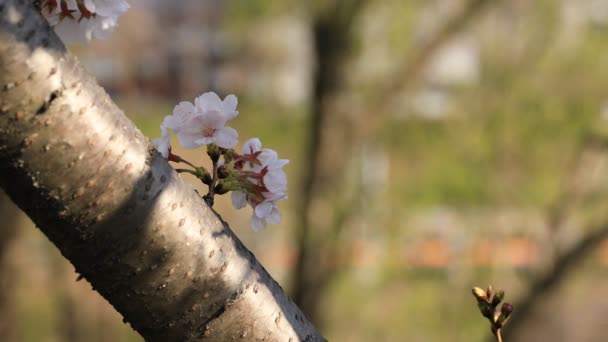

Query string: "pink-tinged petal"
[[242, 138, 262, 155], [53, 19, 90, 45], [269, 158, 289, 170], [195, 92, 222, 113], [165, 102, 195, 131], [231, 191, 247, 209], [66, 0, 78, 10], [222, 94, 239, 120], [88, 0, 129, 17], [214, 127, 238, 149], [258, 149, 278, 166], [264, 170, 287, 193], [263, 192, 287, 202], [193, 137, 215, 146], [250, 215, 266, 232], [84, 0, 96, 11], [173, 101, 196, 119], [159, 123, 168, 137], [254, 202, 273, 218], [265, 207, 282, 225], [90, 16, 118, 40], [198, 110, 227, 130], [152, 135, 170, 159], [177, 131, 205, 149]]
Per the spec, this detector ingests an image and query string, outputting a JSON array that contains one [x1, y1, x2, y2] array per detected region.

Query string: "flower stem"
[[175, 168, 198, 175], [496, 329, 503, 342], [179, 158, 198, 169], [203, 145, 220, 207]]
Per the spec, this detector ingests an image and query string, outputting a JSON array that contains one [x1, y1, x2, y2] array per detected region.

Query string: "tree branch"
[[0, 1, 324, 341], [500, 225, 608, 341]]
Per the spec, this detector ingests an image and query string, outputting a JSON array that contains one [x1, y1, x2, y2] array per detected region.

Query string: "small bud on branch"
[[471, 284, 513, 342]]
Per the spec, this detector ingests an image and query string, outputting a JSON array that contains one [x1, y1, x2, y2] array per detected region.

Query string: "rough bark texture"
[[0, 1, 324, 341]]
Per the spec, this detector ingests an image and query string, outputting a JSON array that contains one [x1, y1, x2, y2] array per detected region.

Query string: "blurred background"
[[3, 0, 608, 340]]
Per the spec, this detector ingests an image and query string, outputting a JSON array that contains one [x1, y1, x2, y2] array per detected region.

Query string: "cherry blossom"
[[250, 192, 286, 231], [152, 125, 170, 159], [231, 138, 288, 230], [40, 0, 129, 44], [155, 92, 239, 151], [151, 98, 287, 232]]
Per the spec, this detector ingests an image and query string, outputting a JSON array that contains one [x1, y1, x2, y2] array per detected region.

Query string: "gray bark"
[[0, 1, 324, 341]]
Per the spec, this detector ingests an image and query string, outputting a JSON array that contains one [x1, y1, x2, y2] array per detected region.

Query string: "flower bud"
[[472, 287, 488, 302], [496, 302, 513, 327], [207, 144, 220, 161], [477, 301, 494, 319], [201, 170, 212, 185], [491, 289, 505, 307], [214, 181, 229, 195], [217, 164, 230, 179]]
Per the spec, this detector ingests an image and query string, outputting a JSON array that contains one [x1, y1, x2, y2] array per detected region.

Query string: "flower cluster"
[[153, 92, 288, 231], [229, 138, 289, 231], [40, 0, 129, 44]]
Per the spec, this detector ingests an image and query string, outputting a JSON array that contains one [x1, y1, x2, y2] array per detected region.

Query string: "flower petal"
[[263, 192, 287, 202], [152, 135, 170, 159], [231, 191, 247, 209], [90, 16, 118, 40], [84, 0, 96, 11], [258, 149, 278, 166], [178, 131, 206, 148], [198, 110, 227, 130], [86, 0, 129, 17], [264, 170, 287, 193], [269, 158, 289, 170], [195, 92, 222, 113], [214, 127, 238, 149], [242, 138, 262, 155], [165, 102, 195, 132], [222, 94, 239, 120], [66, 0, 78, 11], [53, 18, 90, 44], [193, 136, 215, 147], [265, 207, 282, 225], [254, 201, 273, 218], [250, 214, 266, 232]]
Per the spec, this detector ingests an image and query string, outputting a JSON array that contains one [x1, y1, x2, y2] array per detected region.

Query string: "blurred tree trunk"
[[0, 190, 20, 341], [0, 1, 323, 341], [292, 0, 366, 327], [292, 0, 497, 327]]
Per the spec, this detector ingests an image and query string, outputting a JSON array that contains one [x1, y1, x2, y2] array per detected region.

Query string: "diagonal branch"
[[0, 1, 324, 341], [500, 225, 608, 341]]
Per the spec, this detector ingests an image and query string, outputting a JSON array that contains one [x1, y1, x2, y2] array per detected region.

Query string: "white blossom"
[[152, 125, 170, 159], [263, 158, 288, 193], [233, 138, 288, 230], [153, 92, 240, 157], [40, 0, 128, 44], [84, 0, 129, 17], [159, 93, 239, 150], [250, 192, 287, 231], [242, 137, 262, 156], [231, 191, 247, 210]]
